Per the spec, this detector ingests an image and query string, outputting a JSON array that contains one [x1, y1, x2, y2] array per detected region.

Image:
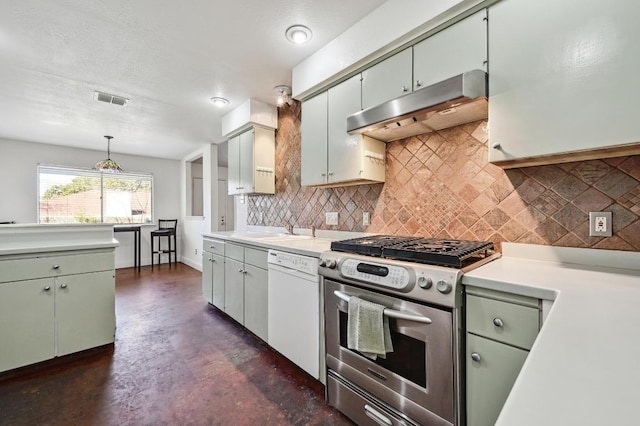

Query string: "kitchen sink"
[[231, 232, 311, 241]]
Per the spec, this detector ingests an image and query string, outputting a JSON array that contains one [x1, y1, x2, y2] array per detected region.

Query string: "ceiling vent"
[[94, 91, 129, 106]]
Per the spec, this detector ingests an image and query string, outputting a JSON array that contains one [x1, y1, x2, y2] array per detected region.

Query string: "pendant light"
[[95, 135, 123, 173]]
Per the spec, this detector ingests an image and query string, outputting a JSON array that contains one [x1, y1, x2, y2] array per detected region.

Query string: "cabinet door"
[[413, 9, 487, 90], [327, 74, 365, 184], [466, 333, 528, 426], [211, 253, 225, 309], [224, 257, 244, 324], [488, 0, 640, 164], [243, 264, 268, 341], [0, 278, 55, 372], [56, 271, 115, 356], [239, 129, 255, 193], [362, 48, 412, 109], [227, 134, 241, 195], [252, 127, 275, 194], [301, 92, 329, 186], [202, 252, 213, 304]]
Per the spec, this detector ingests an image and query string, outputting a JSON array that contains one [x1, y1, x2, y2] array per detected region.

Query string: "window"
[[38, 165, 153, 224]]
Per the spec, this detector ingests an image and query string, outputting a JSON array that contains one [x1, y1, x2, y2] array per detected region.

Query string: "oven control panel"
[[339, 259, 412, 291]]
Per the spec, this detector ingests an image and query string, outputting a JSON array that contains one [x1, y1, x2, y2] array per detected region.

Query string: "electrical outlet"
[[589, 211, 612, 237], [362, 211, 370, 226], [326, 212, 338, 226]]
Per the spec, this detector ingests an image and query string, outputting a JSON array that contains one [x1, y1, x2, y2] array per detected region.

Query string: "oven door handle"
[[334, 291, 432, 324]]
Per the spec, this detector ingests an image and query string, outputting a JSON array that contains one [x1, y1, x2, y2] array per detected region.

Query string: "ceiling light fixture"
[[210, 97, 230, 108], [274, 85, 293, 107], [95, 135, 123, 173], [285, 25, 312, 45]]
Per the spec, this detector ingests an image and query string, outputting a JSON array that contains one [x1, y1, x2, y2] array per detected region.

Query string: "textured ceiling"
[[0, 0, 386, 159]]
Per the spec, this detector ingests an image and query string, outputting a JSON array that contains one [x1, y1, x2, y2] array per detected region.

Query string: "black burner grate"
[[382, 238, 494, 268], [331, 235, 494, 268], [330, 235, 422, 257]]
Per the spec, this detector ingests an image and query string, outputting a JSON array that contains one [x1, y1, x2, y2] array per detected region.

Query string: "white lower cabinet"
[[56, 271, 116, 356], [0, 250, 116, 373], [0, 278, 55, 372], [222, 243, 269, 341], [466, 333, 529, 426], [243, 263, 268, 342], [465, 286, 541, 426], [224, 257, 245, 324], [202, 238, 225, 308]]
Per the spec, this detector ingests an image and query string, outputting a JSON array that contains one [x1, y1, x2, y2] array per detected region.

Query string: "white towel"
[[347, 296, 394, 360]]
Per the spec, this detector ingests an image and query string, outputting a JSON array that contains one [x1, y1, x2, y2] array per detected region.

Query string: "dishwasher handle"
[[334, 290, 432, 324]]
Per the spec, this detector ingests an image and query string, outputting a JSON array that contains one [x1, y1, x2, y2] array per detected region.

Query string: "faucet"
[[286, 223, 294, 235], [311, 226, 316, 238]]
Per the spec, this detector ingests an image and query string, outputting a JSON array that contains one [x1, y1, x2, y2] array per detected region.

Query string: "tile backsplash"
[[248, 101, 640, 251]]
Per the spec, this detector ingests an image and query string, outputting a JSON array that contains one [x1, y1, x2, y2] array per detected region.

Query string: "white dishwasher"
[[267, 249, 320, 379]]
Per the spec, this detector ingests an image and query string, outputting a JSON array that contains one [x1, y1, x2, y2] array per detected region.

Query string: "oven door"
[[324, 279, 456, 425]]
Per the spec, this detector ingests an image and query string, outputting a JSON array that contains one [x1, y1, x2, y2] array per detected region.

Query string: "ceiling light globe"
[[286, 25, 312, 45], [210, 97, 229, 108]]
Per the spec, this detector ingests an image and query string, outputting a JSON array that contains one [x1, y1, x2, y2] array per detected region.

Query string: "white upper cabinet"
[[301, 75, 385, 187], [301, 92, 328, 187], [228, 126, 275, 195], [413, 9, 487, 90], [488, 0, 640, 167], [361, 48, 413, 110]]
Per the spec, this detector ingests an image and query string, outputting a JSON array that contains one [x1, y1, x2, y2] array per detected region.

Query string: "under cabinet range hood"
[[347, 69, 488, 142]]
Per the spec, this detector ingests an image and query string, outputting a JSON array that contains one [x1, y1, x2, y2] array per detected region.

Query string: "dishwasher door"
[[267, 255, 320, 379]]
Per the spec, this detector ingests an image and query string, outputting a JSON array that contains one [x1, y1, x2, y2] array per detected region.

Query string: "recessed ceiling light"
[[210, 97, 229, 107], [286, 25, 312, 45]]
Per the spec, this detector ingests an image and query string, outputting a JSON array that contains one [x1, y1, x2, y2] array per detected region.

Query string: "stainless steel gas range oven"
[[319, 236, 500, 426]]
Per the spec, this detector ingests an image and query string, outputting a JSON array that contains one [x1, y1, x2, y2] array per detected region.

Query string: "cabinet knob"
[[238, 268, 243, 273], [471, 352, 481, 362], [415, 80, 422, 88], [321, 173, 326, 177], [493, 318, 504, 328], [402, 85, 409, 92], [492, 143, 501, 150], [44, 286, 51, 291], [327, 172, 334, 176], [52, 264, 60, 270], [60, 283, 68, 289]]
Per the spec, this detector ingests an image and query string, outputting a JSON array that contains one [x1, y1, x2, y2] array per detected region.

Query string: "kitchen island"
[[462, 243, 640, 426], [0, 224, 118, 373]]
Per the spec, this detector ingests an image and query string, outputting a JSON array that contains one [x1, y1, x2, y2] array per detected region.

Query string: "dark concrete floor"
[[0, 263, 352, 426]]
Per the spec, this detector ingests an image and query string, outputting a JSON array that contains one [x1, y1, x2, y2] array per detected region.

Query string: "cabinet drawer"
[[244, 247, 267, 269], [0, 251, 115, 283], [466, 295, 539, 350], [203, 238, 225, 256], [225, 243, 244, 262]]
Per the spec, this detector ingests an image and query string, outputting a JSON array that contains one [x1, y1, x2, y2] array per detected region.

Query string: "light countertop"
[[0, 223, 119, 256], [203, 231, 334, 257], [462, 243, 640, 426]]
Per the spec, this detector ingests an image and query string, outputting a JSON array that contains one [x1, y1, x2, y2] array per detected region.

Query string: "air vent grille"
[[94, 91, 129, 106]]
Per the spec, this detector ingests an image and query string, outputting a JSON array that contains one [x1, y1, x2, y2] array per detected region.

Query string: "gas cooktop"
[[330, 235, 495, 268]]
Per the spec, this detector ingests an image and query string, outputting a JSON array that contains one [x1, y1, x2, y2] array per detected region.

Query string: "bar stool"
[[151, 219, 177, 267]]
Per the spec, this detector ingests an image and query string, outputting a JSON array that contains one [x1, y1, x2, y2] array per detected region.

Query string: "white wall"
[[0, 138, 181, 269]]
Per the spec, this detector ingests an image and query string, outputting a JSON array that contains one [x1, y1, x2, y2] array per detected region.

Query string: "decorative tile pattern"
[[247, 101, 640, 251]]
